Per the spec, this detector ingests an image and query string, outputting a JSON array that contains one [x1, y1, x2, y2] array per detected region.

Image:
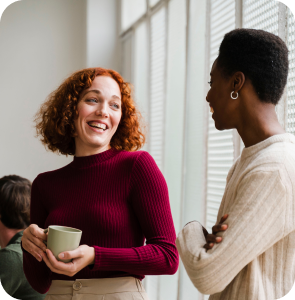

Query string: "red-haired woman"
[[21, 68, 178, 300]]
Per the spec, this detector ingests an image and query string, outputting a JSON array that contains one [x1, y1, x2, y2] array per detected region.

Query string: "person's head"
[[206, 28, 289, 130], [35, 68, 145, 155], [0, 175, 31, 230]]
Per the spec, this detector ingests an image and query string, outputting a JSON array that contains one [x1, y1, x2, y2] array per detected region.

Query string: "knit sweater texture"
[[176, 133, 295, 300], [22, 150, 178, 294]]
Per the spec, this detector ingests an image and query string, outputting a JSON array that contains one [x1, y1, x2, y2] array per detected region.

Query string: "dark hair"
[[217, 28, 289, 105], [0, 175, 31, 229]]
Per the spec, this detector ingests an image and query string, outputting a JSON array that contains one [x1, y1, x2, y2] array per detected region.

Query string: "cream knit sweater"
[[176, 133, 295, 300]]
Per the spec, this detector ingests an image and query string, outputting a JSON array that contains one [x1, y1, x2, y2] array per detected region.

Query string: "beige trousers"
[[44, 277, 150, 300]]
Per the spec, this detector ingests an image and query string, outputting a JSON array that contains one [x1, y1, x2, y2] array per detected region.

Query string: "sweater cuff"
[[176, 221, 207, 264], [88, 245, 101, 271]]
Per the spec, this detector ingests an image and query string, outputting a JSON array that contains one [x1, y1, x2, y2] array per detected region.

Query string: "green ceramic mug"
[[43, 225, 82, 263]]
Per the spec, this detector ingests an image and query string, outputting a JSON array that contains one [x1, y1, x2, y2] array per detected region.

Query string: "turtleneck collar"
[[71, 148, 121, 169]]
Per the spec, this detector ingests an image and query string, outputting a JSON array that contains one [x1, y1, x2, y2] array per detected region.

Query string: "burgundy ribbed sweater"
[[22, 149, 179, 294]]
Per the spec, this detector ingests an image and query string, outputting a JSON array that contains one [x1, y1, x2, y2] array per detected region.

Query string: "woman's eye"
[[112, 103, 120, 109], [86, 98, 97, 103]]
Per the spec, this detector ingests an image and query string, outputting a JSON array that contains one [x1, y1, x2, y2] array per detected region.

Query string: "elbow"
[[165, 251, 179, 275], [166, 258, 179, 275], [196, 284, 226, 296]]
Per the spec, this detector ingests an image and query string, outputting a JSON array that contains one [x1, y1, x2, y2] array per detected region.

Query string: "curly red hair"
[[35, 68, 145, 155]]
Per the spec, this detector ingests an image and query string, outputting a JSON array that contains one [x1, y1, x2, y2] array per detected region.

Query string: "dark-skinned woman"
[[176, 29, 295, 300]]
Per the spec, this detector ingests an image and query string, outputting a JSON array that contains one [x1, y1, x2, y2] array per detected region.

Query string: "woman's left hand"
[[41, 245, 95, 277]]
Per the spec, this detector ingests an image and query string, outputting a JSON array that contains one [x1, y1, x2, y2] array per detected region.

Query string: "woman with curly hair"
[[21, 68, 179, 300]]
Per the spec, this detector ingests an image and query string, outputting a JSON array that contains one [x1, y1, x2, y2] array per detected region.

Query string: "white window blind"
[[121, 0, 147, 31], [149, 7, 166, 171], [149, 0, 161, 7], [121, 33, 133, 83], [179, 0, 207, 298], [159, 0, 186, 299], [287, 9, 295, 133], [243, 0, 279, 34], [133, 21, 149, 151], [144, 7, 166, 300], [206, 0, 235, 231]]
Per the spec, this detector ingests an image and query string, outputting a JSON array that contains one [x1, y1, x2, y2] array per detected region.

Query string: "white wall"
[[87, 0, 119, 70], [0, 0, 119, 182]]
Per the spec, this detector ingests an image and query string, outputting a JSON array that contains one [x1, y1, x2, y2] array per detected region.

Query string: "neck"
[[75, 143, 111, 157], [236, 101, 285, 148], [0, 225, 23, 248]]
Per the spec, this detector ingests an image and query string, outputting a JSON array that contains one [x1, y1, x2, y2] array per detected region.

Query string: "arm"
[[176, 169, 287, 295], [22, 176, 52, 294], [89, 152, 179, 275]]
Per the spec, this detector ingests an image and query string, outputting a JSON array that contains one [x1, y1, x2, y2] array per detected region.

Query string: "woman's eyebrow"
[[81, 89, 101, 98], [81, 89, 121, 101]]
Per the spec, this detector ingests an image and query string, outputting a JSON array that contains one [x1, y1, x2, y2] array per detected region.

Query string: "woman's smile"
[[74, 75, 122, 156]]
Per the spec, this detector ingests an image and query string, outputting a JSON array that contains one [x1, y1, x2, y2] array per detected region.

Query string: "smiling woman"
[[21, 67, 178, 300], [34, 68, 145, 156]]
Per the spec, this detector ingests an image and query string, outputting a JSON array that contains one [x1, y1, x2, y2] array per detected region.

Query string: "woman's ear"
[[232, 71, 245, 93]]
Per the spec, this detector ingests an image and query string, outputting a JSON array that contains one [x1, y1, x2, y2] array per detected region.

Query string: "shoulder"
[[33, 161, 73, 185], [119, 150, 156, 167], [226, 157, 240, 183], [248, 140, 295, 176], [0, 247, 21, 267]]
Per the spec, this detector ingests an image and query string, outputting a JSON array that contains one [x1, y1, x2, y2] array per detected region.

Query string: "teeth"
[[210, 107, 214, 113], [88, 122, 107, 130]]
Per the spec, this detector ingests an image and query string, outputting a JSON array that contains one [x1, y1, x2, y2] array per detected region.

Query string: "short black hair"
[[0, 175, 31, 229], [217, 28, 289, 105]]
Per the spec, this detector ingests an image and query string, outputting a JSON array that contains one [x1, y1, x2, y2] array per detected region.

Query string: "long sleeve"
[[22, 176, 52, 294], [176, 168, 288, 295], [90, 152, 179, 275]]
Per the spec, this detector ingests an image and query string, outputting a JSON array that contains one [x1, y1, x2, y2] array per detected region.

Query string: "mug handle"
[[43, 228, 48, 246]]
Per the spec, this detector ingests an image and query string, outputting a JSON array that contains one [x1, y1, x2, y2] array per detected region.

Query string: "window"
[[149, 0, 161, 7], [287, 10, 295, 133], [149, 7, 166, 171], [121, 0, 146, 31], [133, 21, 149, 151], [120, 1, 295, 299], [205, 0, 236, 231]]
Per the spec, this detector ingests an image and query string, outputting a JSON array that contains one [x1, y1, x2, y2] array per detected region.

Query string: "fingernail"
[[222, 224, 227, 229], [59, 253, 64, 258], [216, 237, 222, 242], [210, 243, 214, 247]]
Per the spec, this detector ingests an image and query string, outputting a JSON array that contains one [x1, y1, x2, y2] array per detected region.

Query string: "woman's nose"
[[96, 103, 109, 117]]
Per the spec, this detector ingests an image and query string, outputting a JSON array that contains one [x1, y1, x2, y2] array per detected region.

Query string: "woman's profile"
[[176, 28, 295, 300], [21, 68, 179, 300]]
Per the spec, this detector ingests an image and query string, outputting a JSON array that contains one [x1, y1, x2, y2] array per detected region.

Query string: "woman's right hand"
[[21, 224, 48, 262], [203, 214, 229, 250]]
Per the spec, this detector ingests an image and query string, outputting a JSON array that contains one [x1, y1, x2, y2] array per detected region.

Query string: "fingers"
[[212, 223, 228, 234], [29, 224, 47, 240], [202, 226, 209, 237], [219, 214, 229, 224], [206, 234, 222, 244], [58, 246, 84, 261], [22, 225, 47, 262], [45, 249, 76, 276], [23, 238, 45, 262], [204, 243, 214, 250]]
